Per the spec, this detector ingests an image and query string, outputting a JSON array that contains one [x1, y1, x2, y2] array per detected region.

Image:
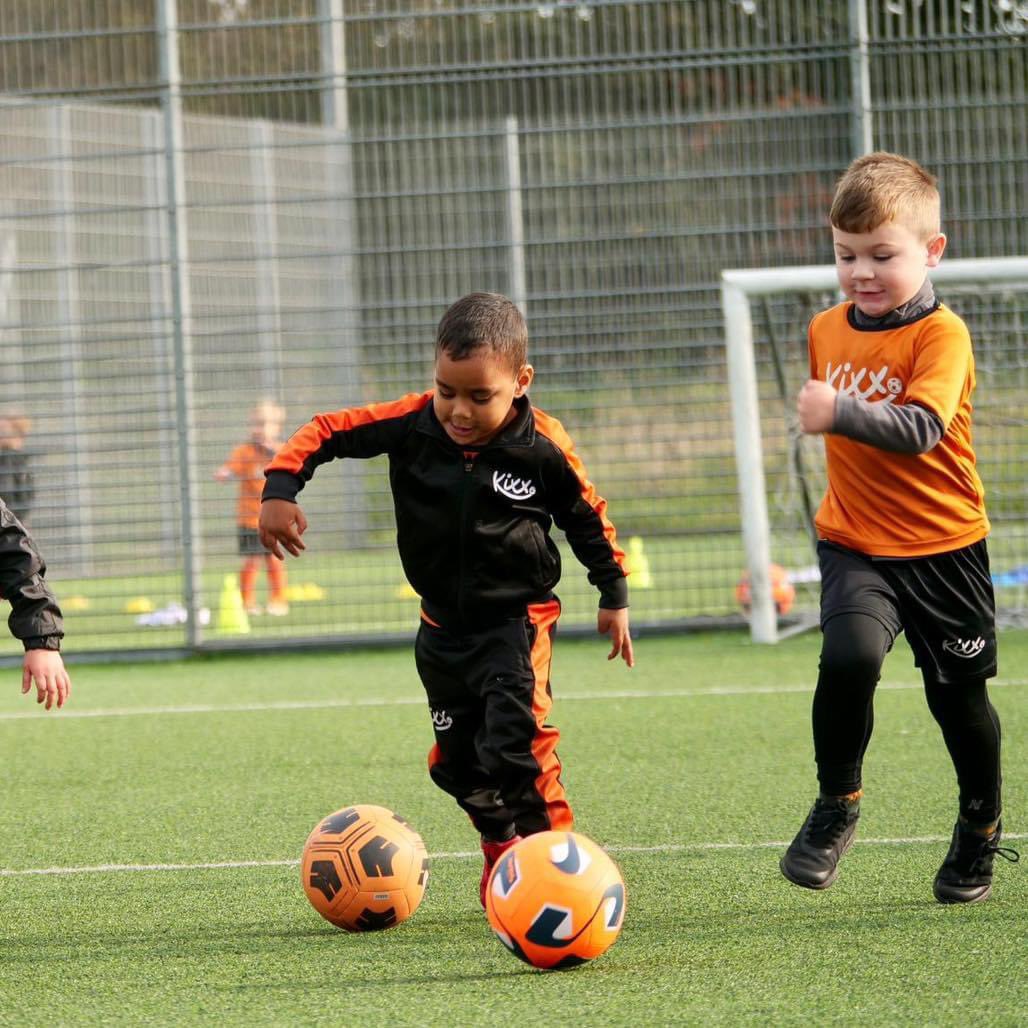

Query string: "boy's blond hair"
[[830, 151, 941, 240], [436, 292, 527, 374], [251, 399, 285, 424]]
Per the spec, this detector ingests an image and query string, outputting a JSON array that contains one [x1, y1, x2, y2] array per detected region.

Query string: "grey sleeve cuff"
[[832, 396, 944, 454]]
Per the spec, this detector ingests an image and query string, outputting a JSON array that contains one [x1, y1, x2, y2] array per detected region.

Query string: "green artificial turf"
[[1, 630, 1025, 1025]]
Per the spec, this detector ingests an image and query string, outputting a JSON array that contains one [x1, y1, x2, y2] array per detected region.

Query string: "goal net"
[[722, 257, 1028, 643]]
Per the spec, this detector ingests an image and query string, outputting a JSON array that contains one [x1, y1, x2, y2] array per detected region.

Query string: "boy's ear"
[[514, 364, 534, 398], [926, 232, 947, 267]]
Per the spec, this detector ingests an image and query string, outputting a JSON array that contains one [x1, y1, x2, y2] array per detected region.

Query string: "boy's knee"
[[924, 676, 991, 724], [819, 613, 890, 683]]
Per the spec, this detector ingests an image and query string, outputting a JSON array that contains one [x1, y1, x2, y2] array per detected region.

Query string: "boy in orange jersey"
[[0, 412, 35, 525], [780, 152, 1018, 902], [0, 497, 70, 710], [216, 400, 289, 616], [259, 292, 633, 906]]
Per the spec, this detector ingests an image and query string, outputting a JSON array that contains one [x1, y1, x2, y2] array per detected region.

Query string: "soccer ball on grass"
[[484, 830, 626, 970], [300, 804, 429, 931]]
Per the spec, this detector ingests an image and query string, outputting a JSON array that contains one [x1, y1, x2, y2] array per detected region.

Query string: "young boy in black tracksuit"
[[260, 292, 633, 905], [0, 498, 70, 711]]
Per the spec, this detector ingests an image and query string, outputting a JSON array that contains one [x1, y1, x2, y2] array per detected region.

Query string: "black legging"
[[813, 612, 1002, 824]]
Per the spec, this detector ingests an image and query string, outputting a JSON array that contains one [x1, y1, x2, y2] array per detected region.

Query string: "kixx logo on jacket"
[[492, 471, 536, 501]]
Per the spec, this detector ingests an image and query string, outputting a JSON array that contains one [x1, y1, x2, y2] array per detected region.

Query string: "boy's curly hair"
[[436, 292, 527, 373], [830, 151, 941, 241]]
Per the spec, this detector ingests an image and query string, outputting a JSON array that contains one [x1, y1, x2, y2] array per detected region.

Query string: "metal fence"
[[0, 0, 1024, 657]]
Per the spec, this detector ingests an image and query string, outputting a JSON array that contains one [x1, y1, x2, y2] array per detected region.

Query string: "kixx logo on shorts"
[[941, 637, 986, 659], [825, 361, 903, 404], [492, 470, 536, 501], [430, 709, 453, 731]]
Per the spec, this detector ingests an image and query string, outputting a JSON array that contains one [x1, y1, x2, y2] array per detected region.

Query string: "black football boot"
[[780, 795, 861, 890], [933, 819, 1019, 904]]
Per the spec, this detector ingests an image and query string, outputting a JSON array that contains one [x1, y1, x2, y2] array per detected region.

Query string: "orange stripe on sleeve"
[[267, 391, 431, 476], [532, 407, 627, 574]]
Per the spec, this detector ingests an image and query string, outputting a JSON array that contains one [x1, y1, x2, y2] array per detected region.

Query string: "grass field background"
[[1, 629, 1025, 1025]]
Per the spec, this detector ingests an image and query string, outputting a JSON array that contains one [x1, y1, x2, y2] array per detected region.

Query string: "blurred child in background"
[[216, 400, 289, 616], [0, 411, 35, 525]]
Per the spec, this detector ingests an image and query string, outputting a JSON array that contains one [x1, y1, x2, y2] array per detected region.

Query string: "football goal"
[[722, 256, 1028, 643]]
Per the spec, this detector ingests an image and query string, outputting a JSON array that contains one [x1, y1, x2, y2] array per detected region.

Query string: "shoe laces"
[[804, 801, 854, 846], [954, 832, 1020, 874]]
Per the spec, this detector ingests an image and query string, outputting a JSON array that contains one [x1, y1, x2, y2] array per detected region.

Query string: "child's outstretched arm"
[[598, 607, 634, 667], [0, 500, 69, 710], [259, 499, 307, 560]]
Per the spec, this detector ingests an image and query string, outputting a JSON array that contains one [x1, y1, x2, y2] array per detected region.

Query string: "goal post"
[[722, 256, 1028, 643]]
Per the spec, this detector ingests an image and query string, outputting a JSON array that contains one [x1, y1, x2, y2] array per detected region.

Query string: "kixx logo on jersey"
[[825, 361, 904, 404], [942, 637, 986, 659], [492, 471, 536, 500], [430, 709, 453, 731]]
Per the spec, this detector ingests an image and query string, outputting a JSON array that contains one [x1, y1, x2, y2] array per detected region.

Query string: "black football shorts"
[[238, 527, 263, 556], [818, 538, 997, 684]]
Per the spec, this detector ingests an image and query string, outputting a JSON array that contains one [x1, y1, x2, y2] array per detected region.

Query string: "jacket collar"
[[416, 393, 536, 450], [847, 278, 939, 331]]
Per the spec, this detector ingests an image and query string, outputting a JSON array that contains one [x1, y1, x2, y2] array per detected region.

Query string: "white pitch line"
[[3, 834, 1024, 878], [0, 678, 1023, 722]]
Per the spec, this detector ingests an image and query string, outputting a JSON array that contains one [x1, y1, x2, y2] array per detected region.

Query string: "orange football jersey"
[[808, 302, 989, 557], [223, 441, 275, 530]]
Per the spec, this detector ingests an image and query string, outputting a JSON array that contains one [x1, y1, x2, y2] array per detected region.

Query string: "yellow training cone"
[[216, 574, 251, 635], [627, 536, 653, 589]]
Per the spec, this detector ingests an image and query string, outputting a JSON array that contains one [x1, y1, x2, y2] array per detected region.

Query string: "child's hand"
[[22, 649, 71, 711], [797, 379, 838, 434], [598, 607, 634, 668], [259, 499, 308, 559]]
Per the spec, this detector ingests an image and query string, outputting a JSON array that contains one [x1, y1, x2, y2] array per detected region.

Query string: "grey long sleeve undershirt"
[[831, 278, 944, 454], [832, 395, 944, 454]]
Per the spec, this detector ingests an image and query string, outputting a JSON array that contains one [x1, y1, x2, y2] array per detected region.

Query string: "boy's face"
[[832, 220, 946, 317], [250, 414, 281, 446], [433, 348, 533, 448]]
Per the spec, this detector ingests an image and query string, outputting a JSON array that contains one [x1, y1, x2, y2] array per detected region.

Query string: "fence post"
[[250, 120, 284, 399], [157, 0, 203, 648], [505, 115, 527, 317], [51, 104, 94, 576], [319, 0, 366, 546], [319, 0, 348, 135], [849, 0, 874, 156], [143, 112, 181, 565]]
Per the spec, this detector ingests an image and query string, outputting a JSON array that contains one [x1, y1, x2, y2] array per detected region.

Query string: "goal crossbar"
[[721, 256, 1028, 643]]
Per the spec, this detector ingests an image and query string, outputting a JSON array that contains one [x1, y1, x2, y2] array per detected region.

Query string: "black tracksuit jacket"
[[263, 392, 628, 627], [0, 499, 63, 650]]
